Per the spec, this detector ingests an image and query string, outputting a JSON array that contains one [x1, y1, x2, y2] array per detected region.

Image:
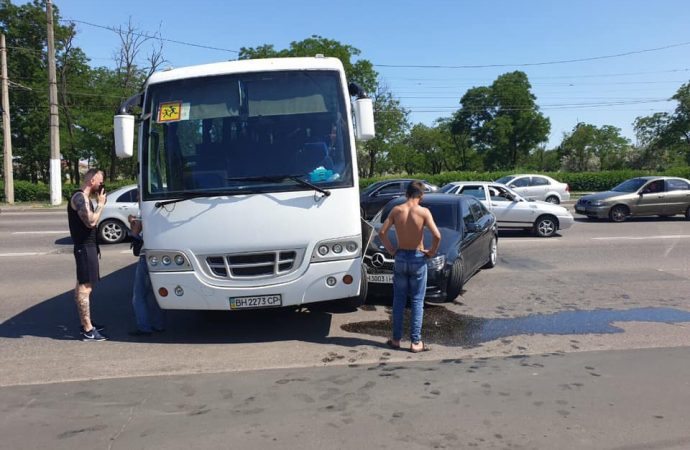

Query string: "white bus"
[[114, 56, 374, 311]]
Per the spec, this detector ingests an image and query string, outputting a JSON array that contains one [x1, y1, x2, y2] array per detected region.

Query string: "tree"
[[0, 0, 73, 182], [240, 35, 377, 94], [451, 71, 550, 170], [559, 123, 632, 172], [633, 80, 690, 168], [359, 84, 409, 177]]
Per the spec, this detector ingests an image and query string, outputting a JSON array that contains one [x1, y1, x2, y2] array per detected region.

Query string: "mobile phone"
[[98, 184, 106, 194]]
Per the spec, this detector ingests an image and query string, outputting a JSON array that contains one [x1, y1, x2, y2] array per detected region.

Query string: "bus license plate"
[[229, 294, 282, 310], [367, 273, 393, 284]]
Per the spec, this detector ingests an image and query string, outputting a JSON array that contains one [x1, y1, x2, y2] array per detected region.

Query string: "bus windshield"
[[141, 70, 353, 200]]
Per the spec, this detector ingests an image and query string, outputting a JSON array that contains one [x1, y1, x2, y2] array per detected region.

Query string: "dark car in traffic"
[[360, 179, 439, 220], [575, 176, 690, 222], [363, 194, 498, 302]]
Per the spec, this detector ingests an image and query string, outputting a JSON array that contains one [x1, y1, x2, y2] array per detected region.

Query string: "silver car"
[[575, 176, 690, 222], [441, 181, 574, 237], [97, 184, 139, 243], [495, 174, 570, 204]]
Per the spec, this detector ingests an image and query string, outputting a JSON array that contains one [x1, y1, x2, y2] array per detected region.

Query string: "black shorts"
[[74, 245, 100, 285]]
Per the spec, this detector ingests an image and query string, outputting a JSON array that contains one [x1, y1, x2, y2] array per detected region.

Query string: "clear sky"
[[45, 0, 690, 147]]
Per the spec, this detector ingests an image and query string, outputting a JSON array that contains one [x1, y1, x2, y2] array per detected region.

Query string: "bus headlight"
[[147, 250, 193, 272], [311, 236, 361, 262]]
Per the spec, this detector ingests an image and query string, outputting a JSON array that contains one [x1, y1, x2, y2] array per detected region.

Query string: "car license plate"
[[575, 206, 585, 213], [229, 294, 282, 310], [367, 273, 393, 284]]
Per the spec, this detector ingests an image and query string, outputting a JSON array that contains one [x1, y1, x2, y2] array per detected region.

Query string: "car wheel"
[[533, 215, 558, 237], [545, 195, 560, 204], [483, 236, 497, 269], [98, 219, 127, 244], [446, 259, 464, 302], [609, 205, 629, 223]]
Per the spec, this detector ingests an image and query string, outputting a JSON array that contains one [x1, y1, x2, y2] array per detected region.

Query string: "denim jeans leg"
[[392, 258, 408, 342], [132, 256, 153, 332], [409, 259, 427, 344]]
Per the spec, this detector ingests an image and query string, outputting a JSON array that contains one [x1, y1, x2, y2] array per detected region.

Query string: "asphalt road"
[[1, 206, 689, 449]]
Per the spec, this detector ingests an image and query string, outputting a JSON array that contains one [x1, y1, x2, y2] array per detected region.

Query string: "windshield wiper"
[[225, 174, 331, 197], [153, 190, 247, 208]]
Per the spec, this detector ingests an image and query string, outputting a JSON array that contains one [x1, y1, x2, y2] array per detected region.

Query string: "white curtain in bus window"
[[246, 77, 329, 117], [155, 78, 241, 123]]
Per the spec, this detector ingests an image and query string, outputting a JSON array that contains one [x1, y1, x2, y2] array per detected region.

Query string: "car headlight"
[[147, 250, 193, 272], [426, 254, 446, 271], [311, 236, 361, 262], [591, 200, 606, 207]]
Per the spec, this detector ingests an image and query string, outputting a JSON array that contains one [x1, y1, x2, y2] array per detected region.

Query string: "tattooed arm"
[[72, 191, 105, 229]]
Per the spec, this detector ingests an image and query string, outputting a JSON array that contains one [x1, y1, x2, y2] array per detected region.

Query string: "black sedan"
[[360, 179, 439, 220], [363, 193, 498, 302]]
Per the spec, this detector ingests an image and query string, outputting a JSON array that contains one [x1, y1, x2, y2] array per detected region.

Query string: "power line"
[[62, 18, 240, 54], [375, 41, 690, 69]]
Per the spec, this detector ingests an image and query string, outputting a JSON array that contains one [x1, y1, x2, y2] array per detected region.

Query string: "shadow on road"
[[0, 264, 377, 348]]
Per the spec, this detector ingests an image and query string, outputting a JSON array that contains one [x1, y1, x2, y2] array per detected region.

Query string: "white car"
[[495, 174, 570, 204], [441, 181, 574, 237], [96, 184, 139, 244]]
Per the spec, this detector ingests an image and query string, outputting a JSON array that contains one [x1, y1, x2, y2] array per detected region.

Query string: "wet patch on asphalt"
[[341, 306, 690, 347]]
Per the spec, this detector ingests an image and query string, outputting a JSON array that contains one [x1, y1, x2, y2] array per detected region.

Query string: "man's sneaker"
[[81, 328, 107, 341], [80, 323, 105, 332]]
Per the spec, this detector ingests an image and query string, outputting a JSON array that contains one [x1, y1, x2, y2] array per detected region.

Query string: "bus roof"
[[146, 57, 345, 86]]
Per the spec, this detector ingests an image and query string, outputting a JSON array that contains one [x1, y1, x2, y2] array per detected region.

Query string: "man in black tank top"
[[68, 168, 108, 341]]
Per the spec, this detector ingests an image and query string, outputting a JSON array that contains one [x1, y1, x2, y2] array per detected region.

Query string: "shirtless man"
[[67, 169, 108, 341], [378, 180, 441, 353]]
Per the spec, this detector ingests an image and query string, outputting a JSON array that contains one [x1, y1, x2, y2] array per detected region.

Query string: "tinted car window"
[[117, 188, 137, 203], [440, 184, 457, 193], [666, 179, 690, 191], [427, 204, 458, 230], [531, 176, 549, 186], [642, 180, 665, 193], [468, 197, 487, 221], [612, 178, 647, 192], [461, 199, 475, 229], [376, 182, 402, 195], [511, 177, 530, 188], [495, 175, 515, 185]]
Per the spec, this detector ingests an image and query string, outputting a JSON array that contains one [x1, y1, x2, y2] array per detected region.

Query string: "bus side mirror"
[[114, 114, 135, 158], [353, 98, 375, 141]]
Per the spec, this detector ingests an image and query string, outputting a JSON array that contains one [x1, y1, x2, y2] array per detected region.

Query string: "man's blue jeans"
[[132, 255, 165, 332], [392, 249, 427, 344]]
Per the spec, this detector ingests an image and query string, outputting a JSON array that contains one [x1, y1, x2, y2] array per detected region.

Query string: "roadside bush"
[[1, 179, 136, 203]]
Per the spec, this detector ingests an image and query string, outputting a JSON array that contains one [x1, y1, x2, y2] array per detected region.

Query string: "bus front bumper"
[[148, 258, 363, 310]]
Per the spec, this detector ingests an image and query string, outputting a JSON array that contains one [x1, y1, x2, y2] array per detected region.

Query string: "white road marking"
[[0, 252, 48, 257], [11, 231, 67, 235], [499, 238, 560, 243], [1, 211, 65, 215], [592, 235, 690, 241]]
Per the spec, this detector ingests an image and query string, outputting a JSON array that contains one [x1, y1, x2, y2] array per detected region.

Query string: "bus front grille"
[[205, 250, 301, 279]]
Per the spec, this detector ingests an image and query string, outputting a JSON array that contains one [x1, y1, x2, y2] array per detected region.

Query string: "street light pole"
[[46, 0, 61, 205]]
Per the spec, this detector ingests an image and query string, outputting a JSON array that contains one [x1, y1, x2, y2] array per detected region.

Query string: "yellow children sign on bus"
[[157, 101, 189, 123]]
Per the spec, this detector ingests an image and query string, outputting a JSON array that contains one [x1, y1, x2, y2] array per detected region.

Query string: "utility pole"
[[1, 34, 13, 204], [46, 0, 61, 205]]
